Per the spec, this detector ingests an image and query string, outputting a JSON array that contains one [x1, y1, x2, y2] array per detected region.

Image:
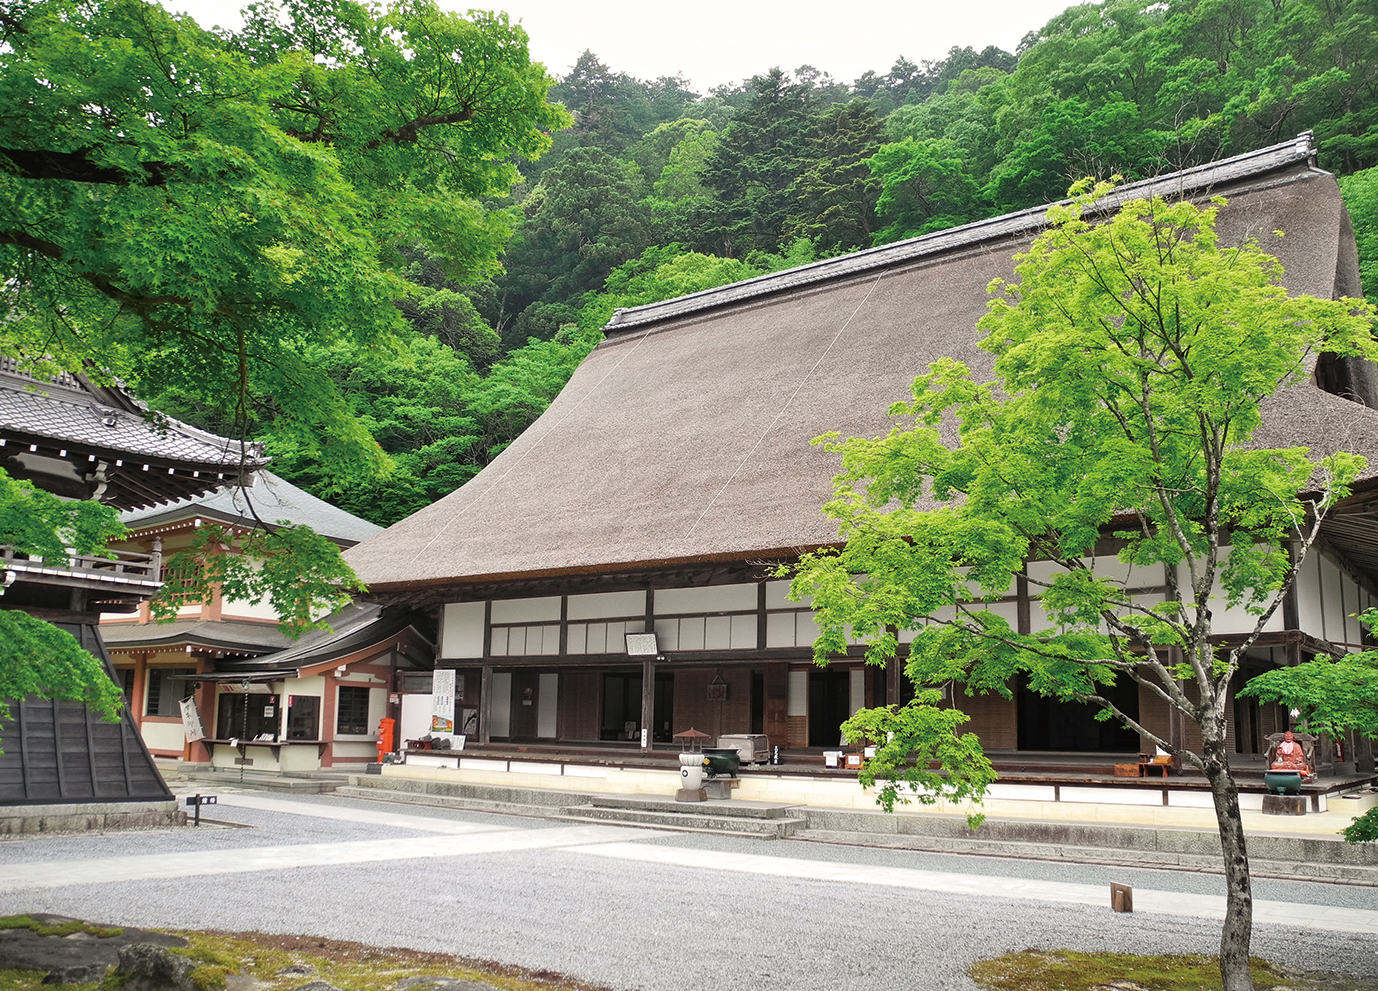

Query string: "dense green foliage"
[[788, 187, 1376, 989], [1, 0, 567, 484], [1340, 167, 1378, 305], [7, 0, 1378, 736], [0, 468, 126, 734], [23, 0, 1366, 534], [153, 523, 365, 635], [0, 0, 567, 703]]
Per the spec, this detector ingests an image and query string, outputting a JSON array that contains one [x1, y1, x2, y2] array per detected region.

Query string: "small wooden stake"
[[1110, 882, 1133, 913]]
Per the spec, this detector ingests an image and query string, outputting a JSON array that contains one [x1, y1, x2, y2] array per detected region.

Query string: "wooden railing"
[[1, 544, 162, 585]]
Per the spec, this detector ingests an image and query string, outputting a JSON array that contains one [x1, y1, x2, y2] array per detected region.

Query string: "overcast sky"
[[162, 0, 1078, 91]]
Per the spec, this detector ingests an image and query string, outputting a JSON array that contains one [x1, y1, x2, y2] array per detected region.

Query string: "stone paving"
[[1, 789, 1374, 991]]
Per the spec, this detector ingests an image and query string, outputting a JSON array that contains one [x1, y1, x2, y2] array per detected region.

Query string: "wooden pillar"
[[479, 664, 493, 745], [185, 655, 214, 763], [640, 659, 655, 752], [131, 652, 149, 729]]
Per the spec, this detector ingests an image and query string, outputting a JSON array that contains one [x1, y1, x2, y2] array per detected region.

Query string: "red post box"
[[376, 717, 396, 761]]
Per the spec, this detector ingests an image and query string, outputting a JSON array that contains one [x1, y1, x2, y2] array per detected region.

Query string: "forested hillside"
[[168, 0, 1378, 525]]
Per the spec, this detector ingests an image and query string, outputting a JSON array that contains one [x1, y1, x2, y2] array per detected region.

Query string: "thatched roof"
[[347, 134, 1378, 594]]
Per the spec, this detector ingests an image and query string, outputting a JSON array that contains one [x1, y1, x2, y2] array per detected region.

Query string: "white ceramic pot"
[[679, 751, 705, 790]]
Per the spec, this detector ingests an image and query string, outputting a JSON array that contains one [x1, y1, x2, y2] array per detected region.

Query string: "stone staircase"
[[557, 794, 805, 838], [334, 775, 805, 838], [158, 760, 350, 794]]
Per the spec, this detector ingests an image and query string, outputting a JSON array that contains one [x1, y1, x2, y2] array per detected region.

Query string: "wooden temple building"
[[345, 134, 1378, 778], [100, 470, 432, 775], [0, 358, 267, 809]]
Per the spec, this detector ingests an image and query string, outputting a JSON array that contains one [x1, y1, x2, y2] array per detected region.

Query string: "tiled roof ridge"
[[1, 355, 267, 465], [601, 132, 1319, 337]]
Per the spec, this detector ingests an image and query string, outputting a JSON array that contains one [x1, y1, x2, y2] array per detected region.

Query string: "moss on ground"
[[969, 949, 1378, 991], [15, 930, 616, 991], [0, 917, 122, 939], [8, 926, 1377, 991]]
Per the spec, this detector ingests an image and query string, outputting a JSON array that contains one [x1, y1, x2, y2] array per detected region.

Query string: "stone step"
[[336, 783, 804, 837], [341, 774, 591, 810], [176, 769, 343, 794], [333, 785, 556, 819], [559, 804, 805, 838], [587, 794, 800, 820]]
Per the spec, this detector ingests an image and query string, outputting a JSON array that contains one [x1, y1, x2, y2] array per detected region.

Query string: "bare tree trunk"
[[1204, 735, 1255, 991]]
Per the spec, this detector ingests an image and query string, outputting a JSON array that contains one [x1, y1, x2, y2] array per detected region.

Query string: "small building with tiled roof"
[[0, 360, 269, 811], [102, 472, 430, 773], [344, 134, 1378, 785]]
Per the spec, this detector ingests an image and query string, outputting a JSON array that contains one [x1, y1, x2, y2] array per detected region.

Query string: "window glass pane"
[[214, 692, 279, 740], [288, 695, 319, 740], [336, 686, 371, 735], [146, 668, 193, 717]]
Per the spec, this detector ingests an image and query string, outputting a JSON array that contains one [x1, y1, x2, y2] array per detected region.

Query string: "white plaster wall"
[[766, 612, 795, 648], [211, 743, 280, 772], [765, 580, 809, 609], [439, 601, 485, 659], [400, 694, 432, 743], [223, 596, 280, 621], [141, 721, 185, 753], [1319, 554, 1344, 645], [567, 590, 645, 620], [982, 600, 1019, 626], [1207, 555, 1287, 635], [331, 740, 377, 762], [656, 583, 756, 614], [1288, 548, 1371, 647], [1295, 551, 1323, 641], [282, 744, 326, 772], [490, 596, 561, 623]]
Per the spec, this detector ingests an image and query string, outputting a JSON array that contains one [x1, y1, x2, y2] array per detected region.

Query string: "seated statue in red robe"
[[1268, 730, 1315, 781]]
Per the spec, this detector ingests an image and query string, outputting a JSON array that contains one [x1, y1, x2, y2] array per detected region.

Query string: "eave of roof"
[[208, 604, 434, 674], [0, 357, 269, 510], [101, 617, 293, 654], [120, 470, 382, 546]]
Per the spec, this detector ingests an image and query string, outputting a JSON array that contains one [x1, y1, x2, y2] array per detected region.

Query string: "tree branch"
[[0, 229, 191, 309], [364, 106, 478, 150], [0, 147, 169, 186]]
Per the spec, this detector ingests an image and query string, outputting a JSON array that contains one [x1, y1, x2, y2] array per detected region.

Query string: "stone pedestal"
[[703, 778, 738, 800], [1262, 794, 1308, 816], [676, 788, 707, 802]]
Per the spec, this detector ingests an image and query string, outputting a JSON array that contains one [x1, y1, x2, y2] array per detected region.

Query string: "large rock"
[[0, 916, 187, 985], [116, 943, 197, 991]]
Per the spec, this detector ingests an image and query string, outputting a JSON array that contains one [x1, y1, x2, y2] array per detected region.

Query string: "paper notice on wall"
[[179, 696, 205, 742], [431, 668, 455, 733]]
